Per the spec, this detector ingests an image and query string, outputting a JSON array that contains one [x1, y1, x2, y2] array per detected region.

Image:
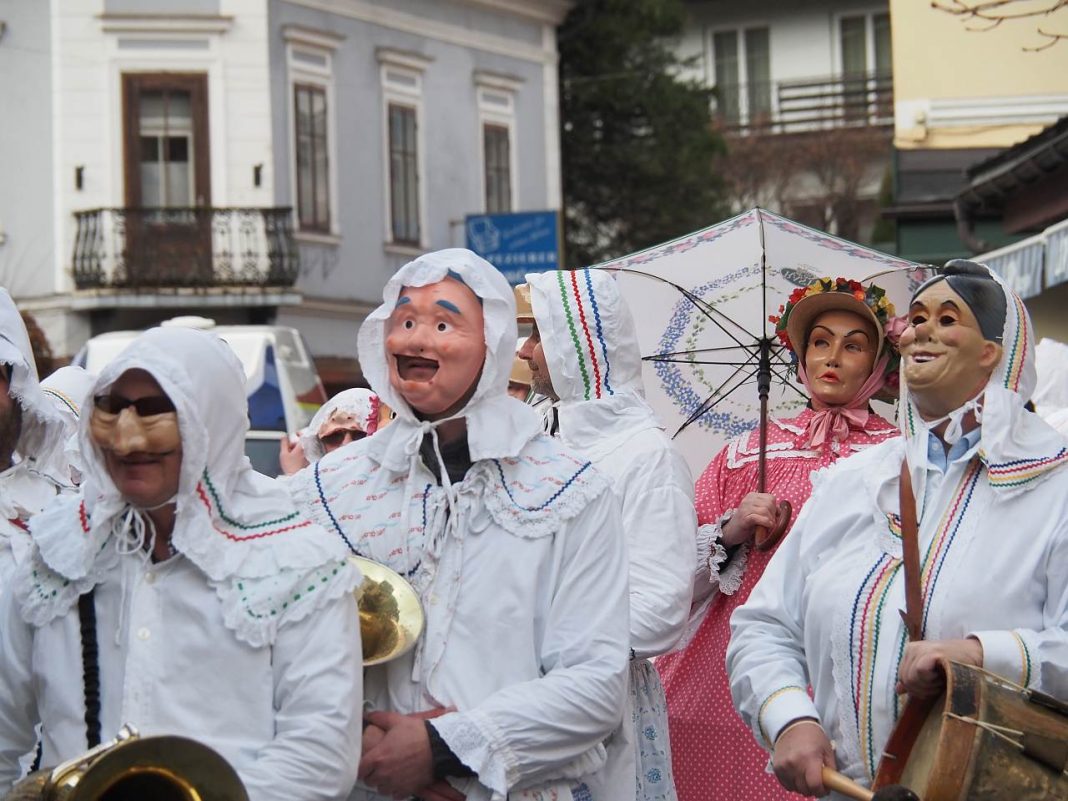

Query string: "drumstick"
[[821, 767, 873, 800], [821, 767, 921, 801]]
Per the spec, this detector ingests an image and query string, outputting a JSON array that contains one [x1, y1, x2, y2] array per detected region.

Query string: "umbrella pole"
[[757, 337, 771, 495], [754, 337, 792, 551]]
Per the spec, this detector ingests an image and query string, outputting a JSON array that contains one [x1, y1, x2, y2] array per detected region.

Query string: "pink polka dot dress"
[[656, 408, 897, 801]]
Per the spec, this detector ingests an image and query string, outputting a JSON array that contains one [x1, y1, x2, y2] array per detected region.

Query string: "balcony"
[[714, 72, 893, 135], [72, 207, 300, 296]]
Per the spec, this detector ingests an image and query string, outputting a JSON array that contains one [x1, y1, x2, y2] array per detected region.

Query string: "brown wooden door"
[[122, 73, 212, 287]]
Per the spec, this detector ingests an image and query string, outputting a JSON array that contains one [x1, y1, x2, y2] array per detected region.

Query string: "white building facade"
[[0, 0, 570, 379]]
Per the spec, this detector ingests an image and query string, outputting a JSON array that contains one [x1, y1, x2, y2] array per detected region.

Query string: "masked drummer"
[[0, 288, 68, 588], [727, 260, 1068, 798], [519, 268, 697, 801], [0, 327, 363, 800], [287, 249, 630, 801]]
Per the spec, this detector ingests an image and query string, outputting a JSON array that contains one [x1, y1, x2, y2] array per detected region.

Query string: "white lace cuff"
[[430, 709, 518, 799], [698, 511, 749, 597]]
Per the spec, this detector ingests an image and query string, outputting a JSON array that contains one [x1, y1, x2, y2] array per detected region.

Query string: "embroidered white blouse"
[[291, 249, 632, 801], [727, 434, 1068, 791], [0, 327, 364, 801], [0, 540, 362, 801]]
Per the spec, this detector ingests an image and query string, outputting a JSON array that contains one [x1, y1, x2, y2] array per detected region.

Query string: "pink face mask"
[[385, 278, 487, 420]]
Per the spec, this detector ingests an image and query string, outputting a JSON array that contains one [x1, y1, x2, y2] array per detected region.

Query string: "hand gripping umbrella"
[[595, 208, 928, 545]]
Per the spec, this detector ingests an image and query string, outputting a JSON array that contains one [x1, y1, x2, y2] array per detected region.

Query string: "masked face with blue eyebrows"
[[385, 276, 487, 420]]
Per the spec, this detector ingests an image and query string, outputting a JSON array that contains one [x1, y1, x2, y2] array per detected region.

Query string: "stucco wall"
[[270, 0, 560, 357], [0, 0, 55, 299], [891, 0, 1068, 150]]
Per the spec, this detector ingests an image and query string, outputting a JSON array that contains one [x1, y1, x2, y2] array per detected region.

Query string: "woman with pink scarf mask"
[[657, 278, 904, 801]]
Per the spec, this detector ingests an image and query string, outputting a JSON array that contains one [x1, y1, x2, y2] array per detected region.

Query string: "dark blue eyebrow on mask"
[[436, 299, 462, 314], [395, 296, 412, 308]]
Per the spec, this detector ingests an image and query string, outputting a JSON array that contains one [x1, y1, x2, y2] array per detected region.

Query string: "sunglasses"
[[319, 428, 367, 448], [93, 394, 176, 416]]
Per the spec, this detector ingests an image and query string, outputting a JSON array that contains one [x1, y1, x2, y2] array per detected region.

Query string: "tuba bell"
[[350, 556, 424, 666], [5, 725, 248, 801]]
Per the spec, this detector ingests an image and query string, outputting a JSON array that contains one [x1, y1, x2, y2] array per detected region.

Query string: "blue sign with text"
[[465, 210, 560, 285]]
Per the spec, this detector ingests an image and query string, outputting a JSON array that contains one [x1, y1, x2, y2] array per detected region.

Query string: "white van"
[[74, 317, 328, 476]]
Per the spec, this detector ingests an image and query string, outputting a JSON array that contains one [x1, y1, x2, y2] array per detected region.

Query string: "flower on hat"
[[768, 277, 899, 371]]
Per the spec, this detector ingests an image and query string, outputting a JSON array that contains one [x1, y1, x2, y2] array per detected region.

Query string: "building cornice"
[[282, 24, 347, 51], [281, 0, 558, 64], [459, 0, 573, 26], [97, 13, 234, 35]]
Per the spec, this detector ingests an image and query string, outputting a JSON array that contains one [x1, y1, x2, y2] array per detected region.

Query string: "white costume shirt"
[[290, 250, 631, 801], [728, 269, 1068, 795], [0, 327, 363, 801], [526, 268, 696, 800], [0, 288, 70, 588]]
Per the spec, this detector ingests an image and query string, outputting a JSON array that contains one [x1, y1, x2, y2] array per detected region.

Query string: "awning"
[[979, 232, 1045, 298], [978, 216, 1068, 299]]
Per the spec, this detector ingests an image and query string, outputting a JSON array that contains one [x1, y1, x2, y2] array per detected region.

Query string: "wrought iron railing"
[[714, 72, 893, 133], [72, 207, 300, 290]]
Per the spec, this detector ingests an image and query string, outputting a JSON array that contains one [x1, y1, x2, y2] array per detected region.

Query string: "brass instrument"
[[5, 725, 248, 801], [350, 556, 424, 666]]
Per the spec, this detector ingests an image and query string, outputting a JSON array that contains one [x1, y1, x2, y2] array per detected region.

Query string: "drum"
[[874, 660, 1068, 800]]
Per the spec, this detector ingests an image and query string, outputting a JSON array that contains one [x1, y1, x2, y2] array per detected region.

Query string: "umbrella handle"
[[754, 500, 793, 551]]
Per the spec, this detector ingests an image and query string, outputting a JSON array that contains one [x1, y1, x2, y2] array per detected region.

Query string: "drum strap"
[[898, 460, 923, 642], [78, 589, 102, 748]]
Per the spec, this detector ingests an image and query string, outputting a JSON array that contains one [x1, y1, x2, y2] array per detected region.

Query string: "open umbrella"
[[594, 208, 929, 489]]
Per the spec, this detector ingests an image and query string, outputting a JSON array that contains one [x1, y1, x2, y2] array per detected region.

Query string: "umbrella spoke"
[[647, 343, 762, 359], [673, 365, 759, 438], [608, 267, 761, 356], [768, 365, 808, 399], [646, 358, 762, 367]]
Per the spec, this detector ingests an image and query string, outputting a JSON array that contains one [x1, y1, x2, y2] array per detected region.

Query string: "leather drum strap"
[[898, 460, 924, 643]]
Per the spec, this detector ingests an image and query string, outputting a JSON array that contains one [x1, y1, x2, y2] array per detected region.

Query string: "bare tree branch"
[[932, 0, 1068, 48]]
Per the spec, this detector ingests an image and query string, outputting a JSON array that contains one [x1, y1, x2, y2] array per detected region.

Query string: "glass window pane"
[[166, 136, 189, 163], [165, 91, 192, 126], [165, 161, 191, 206], [140, 136, 159, 162], [484, 124, 511, 213], [713, 31, 740, 123], [873, 13, 892, 77], [294, 85, 330, 230], [140, 91, 165, 127], [745, 28, 771, 119], [840, 16, 867, 75], [141, 160, 162, 207], [389, 104, 419, 243]]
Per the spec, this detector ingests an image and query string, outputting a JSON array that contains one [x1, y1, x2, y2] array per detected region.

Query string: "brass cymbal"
[[349, 556, 424, 667]]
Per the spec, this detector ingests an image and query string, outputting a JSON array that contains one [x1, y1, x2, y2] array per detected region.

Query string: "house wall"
[[0, 0, 56, 300], [678, 0, 888, 90], [269, 0, 564, 359], [891, 1, 1068, 151]]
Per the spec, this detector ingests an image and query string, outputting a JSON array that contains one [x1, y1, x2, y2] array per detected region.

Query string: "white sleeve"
[[622, 448, 696, 658], [971, 516, 1068, 697], [430, 488, 631, 798], [238, 591, 364, 801], [0, 583, 39, 795], [726, 496, 819, 750]]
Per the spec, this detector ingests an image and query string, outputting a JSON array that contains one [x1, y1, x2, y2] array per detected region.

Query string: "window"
[[483, 124, 511, 213], [294, 84, 330, 231], [284, 27, 343, 237], [379, 49, 430, 248], [837, 12, 893, 121], [475, 74, 520, 214], [709, 26, 771, 126], [388, 102, 420, 245], [138, 89, 195, 207]]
